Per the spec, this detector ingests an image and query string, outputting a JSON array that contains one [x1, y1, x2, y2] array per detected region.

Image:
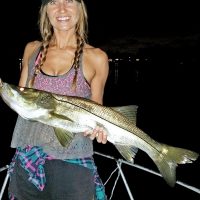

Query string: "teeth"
[[57, 16, 70, 21]]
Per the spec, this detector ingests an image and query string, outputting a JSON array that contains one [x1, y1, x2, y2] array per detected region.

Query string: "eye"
[[66, 0, 74, 3], [49, 0, 57, 5]]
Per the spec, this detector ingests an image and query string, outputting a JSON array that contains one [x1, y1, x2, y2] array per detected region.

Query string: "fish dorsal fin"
[[111, 105, 138, 125], [54, 127, 74, 147], [115, 144, 138, 163]]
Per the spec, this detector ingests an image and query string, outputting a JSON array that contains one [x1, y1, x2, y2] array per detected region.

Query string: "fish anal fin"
[[111, 105, 138, 125], [115, 144, 138, 163], [54, 127, 74, 147]]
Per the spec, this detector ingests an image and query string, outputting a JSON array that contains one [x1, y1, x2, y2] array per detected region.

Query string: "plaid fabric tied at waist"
[[8, 146, 107, 200], [8, 146, 52, 191]]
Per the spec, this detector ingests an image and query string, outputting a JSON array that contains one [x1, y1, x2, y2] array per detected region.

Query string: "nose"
[[57, 2, 68, 12]]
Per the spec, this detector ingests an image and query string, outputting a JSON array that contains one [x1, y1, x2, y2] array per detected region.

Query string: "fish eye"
[[19, 87, 24, 92]]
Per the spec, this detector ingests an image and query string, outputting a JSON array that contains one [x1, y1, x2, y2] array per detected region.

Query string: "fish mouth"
[[0, 82, 13, 100], [0, 78, 3, 88], [0, 78, 5, 94]]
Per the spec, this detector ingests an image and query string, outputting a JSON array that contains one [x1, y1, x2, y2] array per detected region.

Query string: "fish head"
[[0, 80, 55, 119]]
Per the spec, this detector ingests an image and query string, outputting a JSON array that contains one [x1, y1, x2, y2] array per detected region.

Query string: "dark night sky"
[[87, 1, 200, 43]]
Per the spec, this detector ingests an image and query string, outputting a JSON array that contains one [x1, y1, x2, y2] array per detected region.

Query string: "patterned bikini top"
[[31, 48, 91, 98]]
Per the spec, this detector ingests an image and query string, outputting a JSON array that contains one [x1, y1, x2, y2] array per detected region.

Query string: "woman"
[[8, 0, 109, 199]]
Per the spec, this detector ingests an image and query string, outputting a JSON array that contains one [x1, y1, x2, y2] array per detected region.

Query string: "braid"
[[71, 34, 84, 91], [28, 33, 52, 88]]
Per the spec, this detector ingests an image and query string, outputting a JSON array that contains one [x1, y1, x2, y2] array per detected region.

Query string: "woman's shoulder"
[[83, 44, 109, 73], [83, 44, 108, 61], [24, 40, 42, 53], [23, 40, 42, 60]]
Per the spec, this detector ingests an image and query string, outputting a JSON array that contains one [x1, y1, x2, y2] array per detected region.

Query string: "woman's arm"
[[90, 49, 109, 105], [84, 48, 109, 144], [18, 41, 41, 87]]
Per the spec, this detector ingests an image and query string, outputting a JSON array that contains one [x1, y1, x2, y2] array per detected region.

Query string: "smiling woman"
[[6, 0, 109, 200]]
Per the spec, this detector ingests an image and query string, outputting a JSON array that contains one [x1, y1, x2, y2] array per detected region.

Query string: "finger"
[[96, 128, 104, 143], [96, 133, 102, 143], [89, 128, 99, 140], [90, 133, 97, 140], [96, 128, 107, 144], [83, 130, 92, 137], [101, 131, 107, 144]]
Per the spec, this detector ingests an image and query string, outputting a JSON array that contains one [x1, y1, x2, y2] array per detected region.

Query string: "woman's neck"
[[51, 32, 77, 49]]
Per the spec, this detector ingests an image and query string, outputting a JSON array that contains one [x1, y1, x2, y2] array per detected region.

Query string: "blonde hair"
[[29, 0, 88, 90]]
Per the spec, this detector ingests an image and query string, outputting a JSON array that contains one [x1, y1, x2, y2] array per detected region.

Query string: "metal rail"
[[94, 151, 200, 199]]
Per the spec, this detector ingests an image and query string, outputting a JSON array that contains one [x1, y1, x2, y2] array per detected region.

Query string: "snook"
[[0, 79, 199, 187]]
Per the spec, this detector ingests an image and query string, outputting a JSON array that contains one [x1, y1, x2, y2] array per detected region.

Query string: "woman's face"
[[46, 0, 80, 32]]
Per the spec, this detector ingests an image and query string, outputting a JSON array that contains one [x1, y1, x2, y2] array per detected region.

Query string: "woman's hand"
[[84, 126, 107, 144]]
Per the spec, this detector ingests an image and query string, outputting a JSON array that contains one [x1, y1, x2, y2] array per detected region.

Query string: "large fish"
[[0, 79, 199, 187]]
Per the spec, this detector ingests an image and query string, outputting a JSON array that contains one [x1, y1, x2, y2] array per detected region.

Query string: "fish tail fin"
[[152, 144, 199, 187]]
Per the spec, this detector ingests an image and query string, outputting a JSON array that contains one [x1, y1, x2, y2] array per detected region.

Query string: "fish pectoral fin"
[[115, 144, 138, 163], [50, 112, 74, 122], [53, 127, 74, 147], [111, 105, 138, 125]]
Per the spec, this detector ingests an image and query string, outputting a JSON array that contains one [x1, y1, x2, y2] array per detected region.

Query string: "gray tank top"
[[11, 47, 93, 159]]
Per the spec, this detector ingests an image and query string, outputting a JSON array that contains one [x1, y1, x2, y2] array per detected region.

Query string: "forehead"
[[42, 0, 81, 5]]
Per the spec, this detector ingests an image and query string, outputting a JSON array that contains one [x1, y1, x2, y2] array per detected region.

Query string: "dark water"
[[0, 53, 200, 200]]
